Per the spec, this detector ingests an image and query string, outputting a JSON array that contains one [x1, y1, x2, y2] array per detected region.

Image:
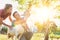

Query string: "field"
[[0, 33, 60, 40], [0, 34, 12, 40]]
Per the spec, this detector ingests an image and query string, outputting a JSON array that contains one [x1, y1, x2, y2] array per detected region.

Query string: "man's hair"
[[5, 4, 12, 10]]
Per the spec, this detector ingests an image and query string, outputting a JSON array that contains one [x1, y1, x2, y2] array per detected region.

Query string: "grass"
[[0, 33, 60, 40], [0, 34, 12, 40]]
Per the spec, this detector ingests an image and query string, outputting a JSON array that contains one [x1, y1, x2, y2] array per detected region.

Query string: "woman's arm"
[[22, 22, 30, 32], [23, 9, 30, 20]]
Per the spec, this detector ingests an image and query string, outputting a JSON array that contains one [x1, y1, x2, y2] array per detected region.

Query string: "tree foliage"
[[13, 0, 60, 19]]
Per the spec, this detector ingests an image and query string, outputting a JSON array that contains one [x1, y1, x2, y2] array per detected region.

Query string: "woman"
[[8, 11, 30, 40]]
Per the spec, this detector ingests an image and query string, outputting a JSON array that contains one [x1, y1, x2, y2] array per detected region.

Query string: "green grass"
[[0, 33, 60, 40], [0, 34, 12, 40]]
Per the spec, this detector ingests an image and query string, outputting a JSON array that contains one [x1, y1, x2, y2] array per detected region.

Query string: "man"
[[0, 4, 13, 32]]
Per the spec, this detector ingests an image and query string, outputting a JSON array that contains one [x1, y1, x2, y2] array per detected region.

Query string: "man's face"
[[6, 7, 12, 13]]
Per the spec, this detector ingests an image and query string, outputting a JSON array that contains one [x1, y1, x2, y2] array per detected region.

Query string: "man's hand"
[[2, 22, 12, 29], [0, 17, 3, 25], [8, 25, 12, 29]]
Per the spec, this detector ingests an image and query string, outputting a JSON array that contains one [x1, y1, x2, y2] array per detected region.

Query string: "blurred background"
[[0, 0, 60, 40]]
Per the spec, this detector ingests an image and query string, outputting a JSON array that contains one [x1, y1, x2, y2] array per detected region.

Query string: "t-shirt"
[[8, 24, 24, 36], [8, 21, 24, 36], [0, 9, 11, 20]]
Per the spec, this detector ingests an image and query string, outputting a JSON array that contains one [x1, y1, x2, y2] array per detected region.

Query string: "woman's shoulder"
[[13, 20, 20, 25]]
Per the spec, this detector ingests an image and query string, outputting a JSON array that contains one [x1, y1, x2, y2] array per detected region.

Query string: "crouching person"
[[0, 4, 13, 33], [8, 11, 25, 40]]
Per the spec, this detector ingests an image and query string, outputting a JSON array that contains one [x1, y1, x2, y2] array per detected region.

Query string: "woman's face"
[[14, 13, 20, 19]]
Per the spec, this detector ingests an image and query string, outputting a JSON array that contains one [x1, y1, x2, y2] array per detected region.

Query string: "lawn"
[[0, 33, 60, 40], [0, 34, 12, 40]]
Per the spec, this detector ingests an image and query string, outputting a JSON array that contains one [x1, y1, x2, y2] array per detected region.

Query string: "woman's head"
[[5, 4, 12, 13], [13, 11, 20, 19]]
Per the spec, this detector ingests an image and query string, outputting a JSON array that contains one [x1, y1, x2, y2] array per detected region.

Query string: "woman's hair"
[[13, 11, 18, 17], [5, 4, 12, 10]]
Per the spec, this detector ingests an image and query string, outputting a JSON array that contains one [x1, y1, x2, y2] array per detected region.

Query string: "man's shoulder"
[[0, 9, 4, 11], [0, 9, 4, 13], [0, 9, 4, 15]]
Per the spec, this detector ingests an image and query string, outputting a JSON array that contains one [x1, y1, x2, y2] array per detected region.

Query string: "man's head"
[[5, 4, 12, 13]]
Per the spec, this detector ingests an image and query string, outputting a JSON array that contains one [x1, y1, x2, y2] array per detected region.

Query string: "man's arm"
[[9, 15, 12, 22], [0, 17, 12, 28], [2, 22, 12, 28]]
